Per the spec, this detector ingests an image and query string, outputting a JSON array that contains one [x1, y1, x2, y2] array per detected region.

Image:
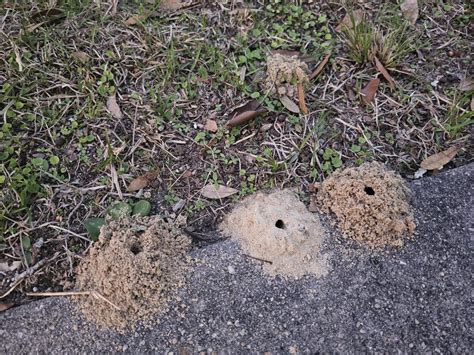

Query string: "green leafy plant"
[[321, 148, 343, 173]]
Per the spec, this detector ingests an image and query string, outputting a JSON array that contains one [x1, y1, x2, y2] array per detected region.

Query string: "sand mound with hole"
[[220, 190, 328, 279], [75, 216, 192, 330], [314, 162, 416, 249], [265, 53, 309, 98]]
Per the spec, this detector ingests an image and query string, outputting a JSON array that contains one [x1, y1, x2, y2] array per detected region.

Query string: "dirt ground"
[[0, 1, 472, 305]]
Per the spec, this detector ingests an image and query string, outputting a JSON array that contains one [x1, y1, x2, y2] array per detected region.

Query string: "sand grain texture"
[[315, 162, 416, 248], [75, 216, 192, 330], [220, 190, 329, 279]]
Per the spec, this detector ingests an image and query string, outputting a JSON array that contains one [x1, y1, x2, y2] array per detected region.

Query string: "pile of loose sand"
[[265, 53, 309, 98], [314, 162, 416, 249], [220, 190, 329, 279], [75, 215, 192, 330]]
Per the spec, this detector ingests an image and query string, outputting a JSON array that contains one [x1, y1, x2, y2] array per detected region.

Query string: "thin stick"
[[310, 50, 332, 80], [26, 291, 91, 297], [26, 290, 121, 311], [243, 254, 273, 264], [49, 225, 91, 243], [91, 291, 121, 310]]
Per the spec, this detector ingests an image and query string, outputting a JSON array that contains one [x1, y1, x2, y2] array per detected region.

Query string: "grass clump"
[[340, 10, 414, 68]]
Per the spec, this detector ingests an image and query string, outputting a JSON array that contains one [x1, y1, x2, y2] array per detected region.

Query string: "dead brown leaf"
[[227, 100, 267, 128], [0, 302, 13, 312], [0, 261, 21, 272], [71, 51, 89, 64], [124, 14, 148, 25], [127, 170, 159, 192], [400, 0, 419, 25], [201, 184, 238, 199], [280, 95, 300, 114], [204, 119, 218, 133], [259, 123, 273, 132], [27, 8, 65, 32], [361, 78, 380, 105], [335, 9, 364, 33], [106, 94, 123, 119], [374, 56, 396, 89], [420, 147, 459, 170], [459, 77, 474, 92], [309, 50, 332, 80], [160, 0, 187, 10], [297, 83, 309, 115]]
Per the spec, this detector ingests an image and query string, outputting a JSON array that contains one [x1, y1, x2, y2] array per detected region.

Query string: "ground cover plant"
[[0, 0, 472, 307]]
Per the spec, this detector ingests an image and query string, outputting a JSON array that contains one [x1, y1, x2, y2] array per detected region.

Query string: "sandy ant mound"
[[314, 162, 416, 249], [265, 52, 309, 98], [220, 190, 329, 279], [75, 215, 192, 331]]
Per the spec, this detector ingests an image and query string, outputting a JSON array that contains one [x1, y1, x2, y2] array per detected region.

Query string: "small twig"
[[310, 50, 332, 80], [26, 290, 121, 310], [49, 225, 91, 243], [243, 254, 273, 265], [0, 253, 60, 299]]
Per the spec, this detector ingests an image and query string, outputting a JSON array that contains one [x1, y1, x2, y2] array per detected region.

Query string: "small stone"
[[227, 265, 236, 274]]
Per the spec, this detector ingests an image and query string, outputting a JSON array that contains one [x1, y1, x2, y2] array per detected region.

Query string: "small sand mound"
[[75, 215, 192, 330], [220, 190, 328, 279], [314, 162, 416, 249], [265, 53, 309, 98]]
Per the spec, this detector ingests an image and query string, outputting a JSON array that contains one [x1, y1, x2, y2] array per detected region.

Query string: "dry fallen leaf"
[[361, 78, 380, 105], [280, 95, 300, 114], [201, 184, 239, 199], [374, 56, 396, 89], [0, 261, 21, 272], [71, 51, 89, 64], [459, 77, 474, 92], [259, 123, 273, 132], [420, 147, 459, 170], [160, 0, 187, 10], [400, 0, 419, 25], [204, 119, 218, 133], [127, 170, 159, 192], [124, 14, 148, 25], [0, 302, 13, 312], [106, 94, 123, 119], [335, 9, 364, 32], [27, 8, 65, 32], [297, 83, 309, 115], [227, 100, 267, 128]]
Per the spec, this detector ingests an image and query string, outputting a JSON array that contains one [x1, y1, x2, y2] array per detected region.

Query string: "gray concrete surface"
[[1, 164, 473, 353]]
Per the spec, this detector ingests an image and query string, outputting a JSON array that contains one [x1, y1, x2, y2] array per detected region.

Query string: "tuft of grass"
[[340, 12, 374, 65], [341, 11, 414, 68], [442, 92, 474, 138]]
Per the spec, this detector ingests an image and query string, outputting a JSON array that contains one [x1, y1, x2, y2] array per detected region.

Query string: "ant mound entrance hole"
[[315, 162, 416, 249], [275, 219, 285, 229], [364, 186, 375, 195], [75, 216, 192, 330], [130, 242, 143, 255], [219, 190, 329, 279]]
